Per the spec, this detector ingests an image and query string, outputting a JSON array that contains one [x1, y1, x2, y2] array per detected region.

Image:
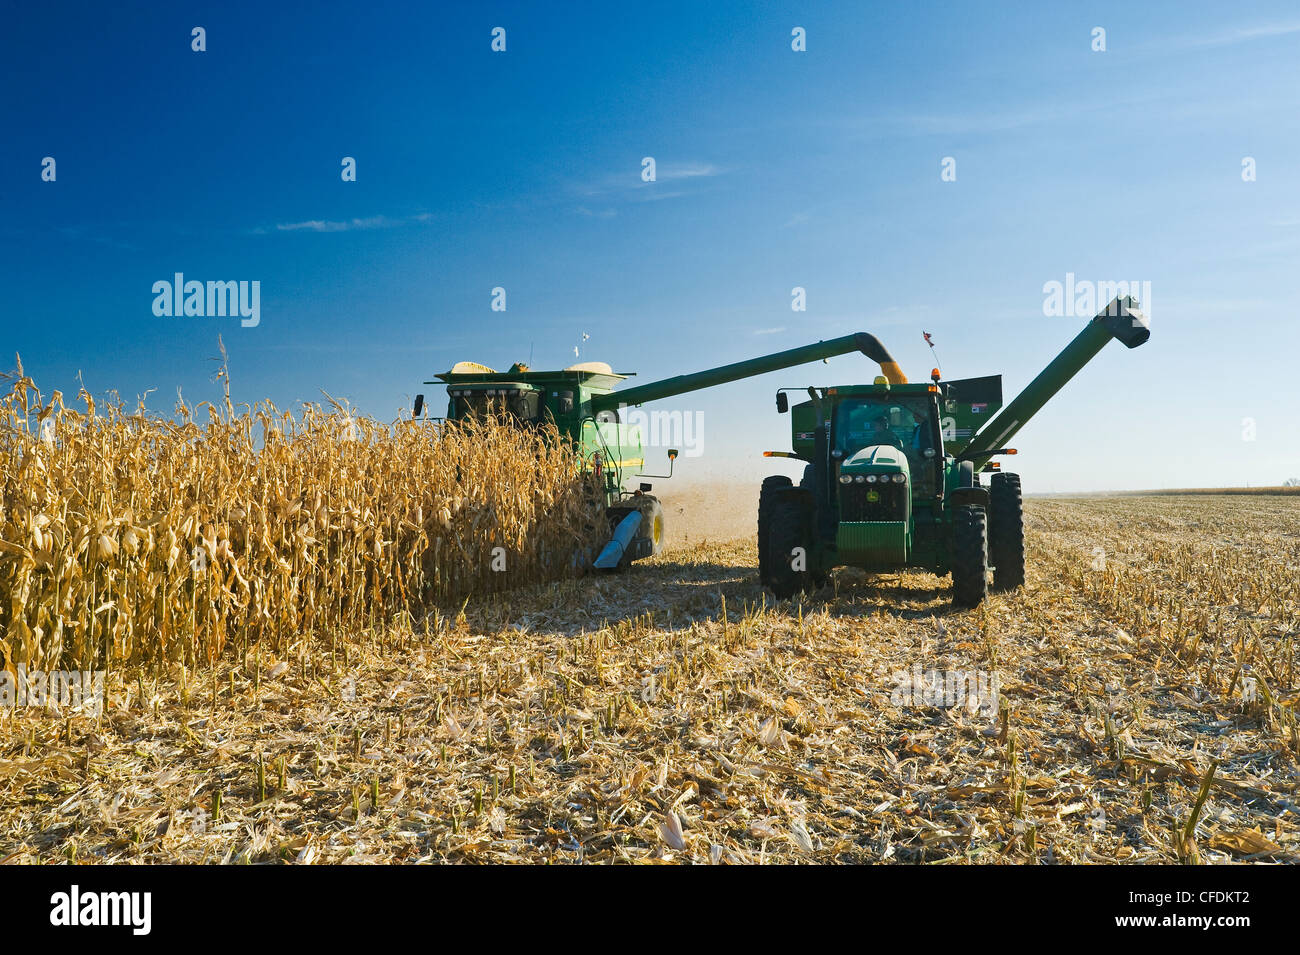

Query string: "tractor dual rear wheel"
[[799, 465, 829, 589], [989, 472, 1024, 591], [757, 475, 792, 585], [951, 504, 989, 608], [766, 490, 814, 600]]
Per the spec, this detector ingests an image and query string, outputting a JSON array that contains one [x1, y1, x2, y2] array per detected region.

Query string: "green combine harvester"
[[415, 297, 1148, 604], [415, 334, 908, 567]]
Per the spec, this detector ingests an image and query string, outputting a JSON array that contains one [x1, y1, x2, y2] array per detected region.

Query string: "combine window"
[[551, 389, 575, 416], [449, 387, 541, 425]]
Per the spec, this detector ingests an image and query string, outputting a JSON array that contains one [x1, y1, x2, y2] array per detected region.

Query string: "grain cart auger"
[[414, 333, 909, 570], [758, 297, 1150, 606]]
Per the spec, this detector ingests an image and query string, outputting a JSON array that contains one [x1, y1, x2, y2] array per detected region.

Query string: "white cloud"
[[655, 162, 721, 181], [632, 189, 686, 202], [574, 161, 725, 203], [1163, 20, 1300, 51], [275, 215, 395, 233], [256, 212, 438, 235]]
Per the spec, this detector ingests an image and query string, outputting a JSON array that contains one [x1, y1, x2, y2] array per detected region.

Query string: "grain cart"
[[759, 298, 1150, 605], [414, 334, 909, 568]]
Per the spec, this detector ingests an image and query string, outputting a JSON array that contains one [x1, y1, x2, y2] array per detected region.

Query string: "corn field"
[[0, 366, 604, 674]]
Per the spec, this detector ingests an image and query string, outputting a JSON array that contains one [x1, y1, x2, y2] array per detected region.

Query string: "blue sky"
[[3, 1, 1299, 491]]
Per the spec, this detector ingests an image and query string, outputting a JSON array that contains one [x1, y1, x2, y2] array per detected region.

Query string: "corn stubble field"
[[1, 376, 1298, 864]]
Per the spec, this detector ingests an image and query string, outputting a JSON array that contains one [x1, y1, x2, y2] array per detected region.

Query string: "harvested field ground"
[[1, 494, 1297, 864]]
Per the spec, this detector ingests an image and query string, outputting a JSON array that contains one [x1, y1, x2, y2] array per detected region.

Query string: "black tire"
[[800, 466, 829, 588], [951, 504, 989, 608], [767, 491, 813, 600], [758, 476, 792, 585], [989, 472, 1024, 591]]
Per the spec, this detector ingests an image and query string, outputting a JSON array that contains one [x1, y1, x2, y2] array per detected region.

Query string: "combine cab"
[[429, 359, 667, 565], [759, 298, 1151, 605]]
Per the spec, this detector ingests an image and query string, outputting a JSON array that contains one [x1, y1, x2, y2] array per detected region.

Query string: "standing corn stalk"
[[0, 363, 604, 673]]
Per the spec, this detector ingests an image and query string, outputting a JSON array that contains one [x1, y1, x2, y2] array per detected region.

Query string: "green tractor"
[[758, 298, 1150, 605]]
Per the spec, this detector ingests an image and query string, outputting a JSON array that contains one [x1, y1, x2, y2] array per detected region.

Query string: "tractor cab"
[[832, 389, 943, 500]]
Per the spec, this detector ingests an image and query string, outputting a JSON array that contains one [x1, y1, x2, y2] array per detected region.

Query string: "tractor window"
[[836, 398, 931, 452]]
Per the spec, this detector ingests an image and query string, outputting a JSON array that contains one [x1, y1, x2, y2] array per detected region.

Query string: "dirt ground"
[[1, 494, 1297, 864]]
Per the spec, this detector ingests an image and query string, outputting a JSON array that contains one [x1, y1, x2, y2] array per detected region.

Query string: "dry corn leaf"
[[1207, 828, 1284, 857], [660, 811, 686, 851]]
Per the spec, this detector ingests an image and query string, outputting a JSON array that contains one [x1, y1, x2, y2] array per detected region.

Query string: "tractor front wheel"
[[767, 491, 813, 600], [989, 472, 1024, 591], [951, 504, 989, 608]]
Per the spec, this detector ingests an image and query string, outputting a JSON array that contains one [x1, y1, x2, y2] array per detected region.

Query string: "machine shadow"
[[586, 555, 970, 633]]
